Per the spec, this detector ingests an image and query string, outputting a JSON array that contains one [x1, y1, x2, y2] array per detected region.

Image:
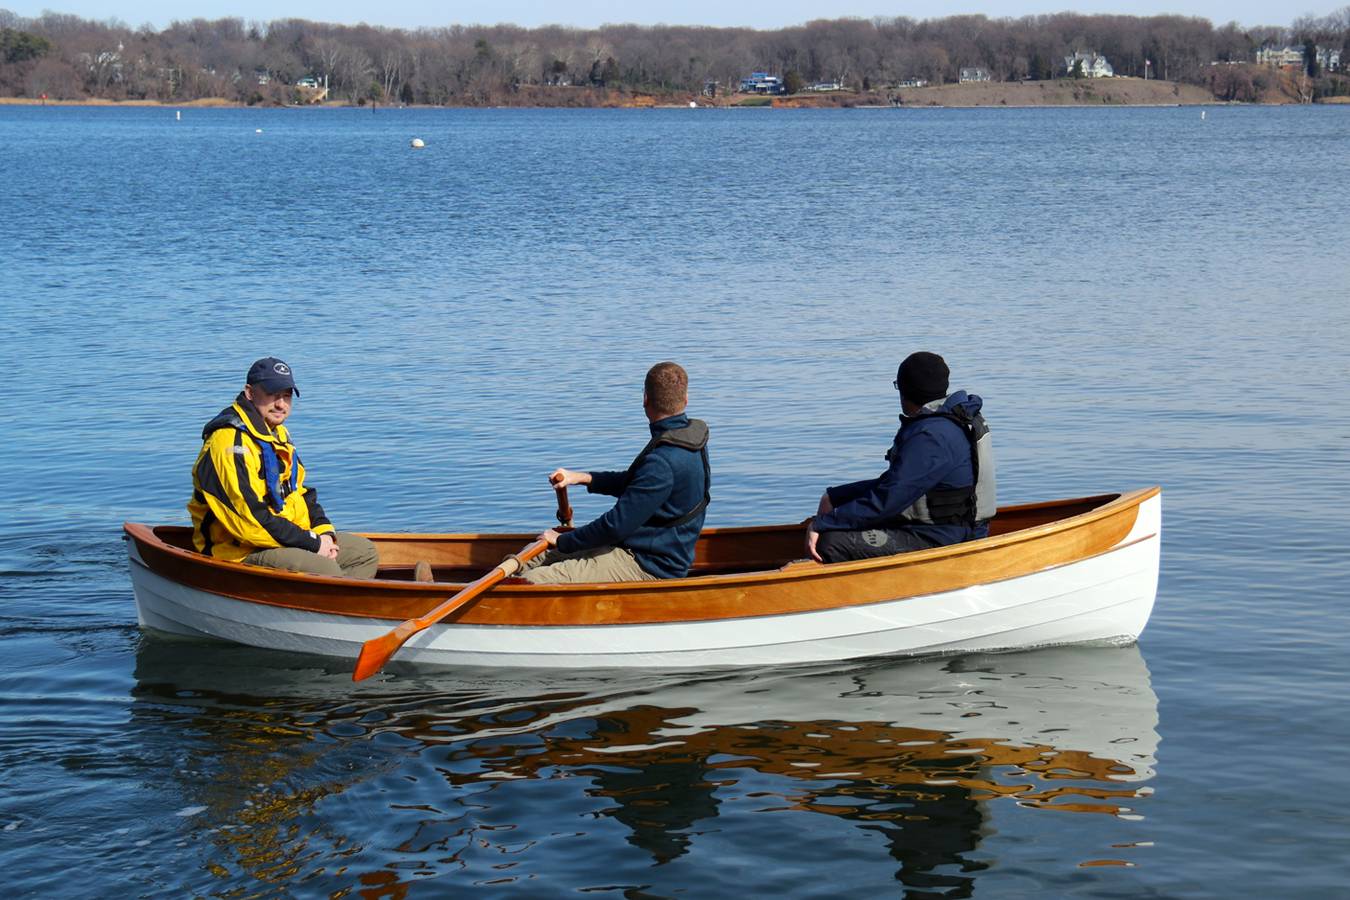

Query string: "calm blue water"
[[2, 105, 1349, 896]]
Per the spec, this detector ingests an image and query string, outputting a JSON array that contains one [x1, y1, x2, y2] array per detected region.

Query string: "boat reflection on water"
[[131, 638, 1160, 894]]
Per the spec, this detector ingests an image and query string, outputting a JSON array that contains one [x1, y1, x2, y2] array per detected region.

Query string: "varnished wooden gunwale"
[[125, 488, 1157, 627]]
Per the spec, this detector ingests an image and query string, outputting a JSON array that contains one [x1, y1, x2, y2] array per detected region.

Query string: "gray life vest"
[[623, 419, 711, 528], [892, 396, 997, 526]]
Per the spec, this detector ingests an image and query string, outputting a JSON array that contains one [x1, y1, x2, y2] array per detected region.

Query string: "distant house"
[[897, 78, 928, 88], [79, 41, 125, 84], [296, 76, 319, 88], [1255, 46, 1305, 68], [1317, 47, 1342, 72], [739, 72, 784, 94], [807, 81, 843, 92], [959, 68, 990, 83], [1064, 51, 1114, 78]]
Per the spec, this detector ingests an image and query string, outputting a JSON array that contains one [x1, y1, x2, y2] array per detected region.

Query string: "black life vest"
[[622, 419, 711, 528], [889, 402, 996, 526]]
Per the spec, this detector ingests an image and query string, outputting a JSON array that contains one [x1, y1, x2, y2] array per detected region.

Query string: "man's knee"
[[816, 529, 895, 563], [335, 532, 379, 579], [817, 527, 934, 563], [520, 546, 653, 584], [816, 530, 860, 563], [246, 546, 344, 577], [520, 562, 570, 584], [244, 534, 378, 579]]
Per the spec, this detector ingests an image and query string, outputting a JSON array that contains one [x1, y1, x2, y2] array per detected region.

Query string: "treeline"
[[2, 6, 1348, 104]]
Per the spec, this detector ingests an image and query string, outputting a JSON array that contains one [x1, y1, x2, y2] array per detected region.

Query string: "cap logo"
[[273, 363, 291, 376]]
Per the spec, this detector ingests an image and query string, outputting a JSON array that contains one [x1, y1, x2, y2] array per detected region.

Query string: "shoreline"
[[3, 79, 1347, 109]]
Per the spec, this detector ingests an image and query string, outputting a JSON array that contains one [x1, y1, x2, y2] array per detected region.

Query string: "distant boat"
[[124, 488, 1161, 670]]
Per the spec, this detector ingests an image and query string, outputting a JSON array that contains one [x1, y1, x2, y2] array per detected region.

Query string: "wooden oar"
[[553, 474, 574, 528], [352, 486, 571, 682]]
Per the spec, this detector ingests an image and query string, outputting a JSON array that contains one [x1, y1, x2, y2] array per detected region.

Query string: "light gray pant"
[[244, 532, 380, 579], [521, 545, 658, 584]]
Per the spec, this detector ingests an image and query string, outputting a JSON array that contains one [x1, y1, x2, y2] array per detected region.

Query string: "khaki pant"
[[521, 545, 658, 584], [244, 532, 380, 579]]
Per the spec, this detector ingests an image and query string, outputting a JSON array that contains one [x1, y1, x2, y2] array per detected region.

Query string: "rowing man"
[[523, 361, 711, 583]]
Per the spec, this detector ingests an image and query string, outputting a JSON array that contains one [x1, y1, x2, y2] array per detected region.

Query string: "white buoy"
[[689, 101, 697, 108], [255, 128, 263, 134], [410, 137, 425, 148], [1200, 110, 1206, 120], [175, 110, 181, 121]]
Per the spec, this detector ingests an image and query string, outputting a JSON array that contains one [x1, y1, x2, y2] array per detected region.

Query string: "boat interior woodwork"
[[144, 492, 1121, 583]]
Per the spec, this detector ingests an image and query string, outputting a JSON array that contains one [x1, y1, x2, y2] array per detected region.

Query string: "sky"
[[5, 0, 1322, 31]]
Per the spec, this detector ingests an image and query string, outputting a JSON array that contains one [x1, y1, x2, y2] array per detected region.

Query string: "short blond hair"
[[644, 362, 688, 418]]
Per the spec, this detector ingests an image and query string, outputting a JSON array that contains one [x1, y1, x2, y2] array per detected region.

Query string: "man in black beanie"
[[806, 352, 997, 563]]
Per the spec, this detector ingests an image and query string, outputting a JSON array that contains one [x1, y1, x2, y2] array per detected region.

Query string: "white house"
[[739, 72, 784, 94], [959, 67, 991, 83], [1255, 46, 1304, 68], [1064, 51, 1114, 78], [1317, 47, 1342, 72]]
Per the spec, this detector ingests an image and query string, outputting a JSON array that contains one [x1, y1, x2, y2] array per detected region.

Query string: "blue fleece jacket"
[[814, 391, 988, 546], [554, 414, 709, 578]]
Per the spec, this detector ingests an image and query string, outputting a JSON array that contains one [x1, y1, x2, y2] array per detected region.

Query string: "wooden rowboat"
[[124, 487, 1161, 670]]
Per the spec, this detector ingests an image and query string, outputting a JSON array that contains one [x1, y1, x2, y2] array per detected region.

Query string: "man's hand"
[[317, 533, 340, 560], [549, 468, 592, 488], [803, 491, 832, 562], [805, 524, 823, 563], [537, 528, 561, 547]]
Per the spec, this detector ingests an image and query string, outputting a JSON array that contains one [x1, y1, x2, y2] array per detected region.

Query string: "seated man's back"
[[523, 361, 710, 584], [806, 351, 995, 563]]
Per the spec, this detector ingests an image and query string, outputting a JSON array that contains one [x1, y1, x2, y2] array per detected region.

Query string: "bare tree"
[[310, 35, 344, 89], [377, 45, 403, 98]]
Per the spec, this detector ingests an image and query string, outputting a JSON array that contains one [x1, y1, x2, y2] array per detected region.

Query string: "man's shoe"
[[413, 561, 434, 583]]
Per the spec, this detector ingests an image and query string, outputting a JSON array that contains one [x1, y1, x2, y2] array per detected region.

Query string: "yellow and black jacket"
[[188, 393, 335, 561]]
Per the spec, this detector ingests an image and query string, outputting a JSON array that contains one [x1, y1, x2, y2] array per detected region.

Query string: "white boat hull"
[[129, 494, 1160, 669]]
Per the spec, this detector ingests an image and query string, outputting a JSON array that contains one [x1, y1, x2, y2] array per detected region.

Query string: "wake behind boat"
[[124, 487, 1161, 670]]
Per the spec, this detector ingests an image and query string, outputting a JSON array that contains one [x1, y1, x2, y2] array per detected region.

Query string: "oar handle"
[[352, 537, 551, 681], [554, 483, 573, 529]]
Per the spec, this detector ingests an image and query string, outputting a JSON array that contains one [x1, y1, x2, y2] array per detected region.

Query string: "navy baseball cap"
[[246, 357, 300, 396]]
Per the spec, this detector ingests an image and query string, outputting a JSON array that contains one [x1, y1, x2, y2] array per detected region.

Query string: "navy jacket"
[[814, 391, 988, 546], [555, 413, 710, 578]]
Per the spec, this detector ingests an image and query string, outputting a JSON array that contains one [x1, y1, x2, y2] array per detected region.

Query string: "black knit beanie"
[[897, 352, 950, 405]]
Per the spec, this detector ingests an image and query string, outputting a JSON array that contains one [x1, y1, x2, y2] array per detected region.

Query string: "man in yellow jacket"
[[188, 357, 379, 578]]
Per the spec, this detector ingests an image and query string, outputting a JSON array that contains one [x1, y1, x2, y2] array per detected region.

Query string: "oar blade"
[[353, 628, 409, 682], [349, 537, 549, 682]]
